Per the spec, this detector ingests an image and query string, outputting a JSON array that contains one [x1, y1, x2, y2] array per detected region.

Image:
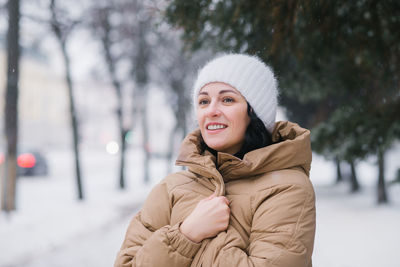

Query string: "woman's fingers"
[[180, 192, 232, 242], [205, 192, 229, 206], [219, 196, 230, 206], [209, 192, 217, 199]]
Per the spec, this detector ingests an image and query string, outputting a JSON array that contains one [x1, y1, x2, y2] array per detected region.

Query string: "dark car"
[[0, 150, 48, 177]]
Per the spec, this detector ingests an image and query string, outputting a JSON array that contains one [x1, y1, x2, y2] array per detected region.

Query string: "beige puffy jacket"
[[115, 121, 316, 267]]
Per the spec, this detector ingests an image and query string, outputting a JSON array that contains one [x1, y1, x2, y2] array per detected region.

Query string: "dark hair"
[[200, 102, 273, 159]]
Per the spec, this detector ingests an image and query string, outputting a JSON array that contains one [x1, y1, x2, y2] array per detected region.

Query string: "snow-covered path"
[[16, 205, 140, 267], [4, 184, 399, 267], [1, 148, 399, 267], [313, 184, 400, 267]]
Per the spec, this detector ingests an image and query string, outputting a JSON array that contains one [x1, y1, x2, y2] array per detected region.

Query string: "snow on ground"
[[0, 145, 399, 267], [311, 148, 400, 267], [0, 148, 159, 267], [313, 184, 400, 267]]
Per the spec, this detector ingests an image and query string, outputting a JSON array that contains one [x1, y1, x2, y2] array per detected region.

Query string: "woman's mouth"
[[206, 123, 227, 130]]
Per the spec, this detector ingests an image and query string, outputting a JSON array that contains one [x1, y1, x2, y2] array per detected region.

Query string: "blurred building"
[[0, 47, 119, 152], [1, 49, 67, 147]]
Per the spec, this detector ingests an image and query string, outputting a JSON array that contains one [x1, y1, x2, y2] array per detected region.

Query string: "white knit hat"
[[193, 53, 278, 133]]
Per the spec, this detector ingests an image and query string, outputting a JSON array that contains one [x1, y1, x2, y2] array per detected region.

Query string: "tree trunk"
[[115, 92, 127, 189], [177, 97, 187, 139], [349, 160, 360, 193], [166, 79, 189, 174], [50, 0, 83, 200], [377, 146, 388, 204], [176, 87, 187, 171], [61, 42, 84, 200], [335, 157, 343, 183], [166, 125, 179, 175], [119, 128, 128, 189], [141, 101, 150, 184], [135, 19, 151, 184], [99, 9, 127, 189], [2, 0, 20, 212]]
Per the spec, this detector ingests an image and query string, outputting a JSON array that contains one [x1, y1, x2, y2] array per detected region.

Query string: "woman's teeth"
[[207, 124, 226, 130]]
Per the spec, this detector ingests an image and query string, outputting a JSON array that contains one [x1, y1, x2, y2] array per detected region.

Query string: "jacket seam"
[[253, 182, 313, 196], [166, 178, 198, 195]]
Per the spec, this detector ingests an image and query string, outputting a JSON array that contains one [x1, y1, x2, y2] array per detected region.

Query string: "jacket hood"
[[176, 121, 311, 194]]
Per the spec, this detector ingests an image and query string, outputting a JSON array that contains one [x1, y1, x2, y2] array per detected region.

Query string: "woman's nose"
[[205, 102, 221, 117]]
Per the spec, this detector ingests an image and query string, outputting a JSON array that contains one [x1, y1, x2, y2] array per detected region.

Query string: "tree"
[[49, 0, 84, 200], [112, 0, 153, 184], [87, 0, 157, 185], [150, 21, 210, 173], [2, 0, 20, 212], [164, 0, 400, 203], [88, 4, 131, 189], [132, 1, 152, 184]]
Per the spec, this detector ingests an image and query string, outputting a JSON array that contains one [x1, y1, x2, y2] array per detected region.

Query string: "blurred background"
[[0, 0, 399, 266]]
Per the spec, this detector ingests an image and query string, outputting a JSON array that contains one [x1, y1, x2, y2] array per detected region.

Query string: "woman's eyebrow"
[[198, 89, 238, 96], [219, 89, 238, 95]]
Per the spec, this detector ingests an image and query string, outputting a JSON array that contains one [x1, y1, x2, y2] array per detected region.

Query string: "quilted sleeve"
[[114, 182, 202, 267]]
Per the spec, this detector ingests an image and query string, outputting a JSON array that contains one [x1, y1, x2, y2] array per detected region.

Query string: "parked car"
[[0, 150, 48, 177]]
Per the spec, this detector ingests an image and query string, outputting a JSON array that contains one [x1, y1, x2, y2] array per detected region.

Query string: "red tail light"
[[17, 153, 36, 168], [0, 154, 4, 164]]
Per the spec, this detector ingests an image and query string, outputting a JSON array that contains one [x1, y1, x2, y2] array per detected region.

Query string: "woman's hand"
[[180, 193, 230, 243]]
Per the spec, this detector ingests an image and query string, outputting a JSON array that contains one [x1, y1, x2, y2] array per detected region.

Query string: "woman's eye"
[[223, 97, 234, 103], [198, 99, 209, 105]]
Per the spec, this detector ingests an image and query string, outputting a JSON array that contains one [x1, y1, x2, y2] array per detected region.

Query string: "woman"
[[114, 54, 316, 267]]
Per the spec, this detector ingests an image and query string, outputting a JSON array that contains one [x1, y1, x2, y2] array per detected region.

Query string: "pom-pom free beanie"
[[193, 53, 278, 133]]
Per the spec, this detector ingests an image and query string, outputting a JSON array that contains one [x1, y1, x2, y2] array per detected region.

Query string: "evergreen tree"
[[165, 0, 400, 203]]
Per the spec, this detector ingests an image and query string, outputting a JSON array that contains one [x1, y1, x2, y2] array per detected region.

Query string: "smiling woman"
[[115, 54, 316, 267], [196, 82, 250, 155]]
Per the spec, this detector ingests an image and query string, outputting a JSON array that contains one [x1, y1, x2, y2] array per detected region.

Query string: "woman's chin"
[[206, 143, 226, 153], [206, 143, 239, 155]]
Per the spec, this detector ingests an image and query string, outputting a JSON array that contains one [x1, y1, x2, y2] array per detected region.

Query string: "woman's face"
[[197, 82, 250, 155]]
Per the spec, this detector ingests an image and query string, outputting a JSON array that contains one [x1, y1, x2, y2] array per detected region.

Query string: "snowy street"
[[13, 204, 140, 267], [1, 147, 400, 267], [1, 1, 399, 266], [0, 148, 154, 267]]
